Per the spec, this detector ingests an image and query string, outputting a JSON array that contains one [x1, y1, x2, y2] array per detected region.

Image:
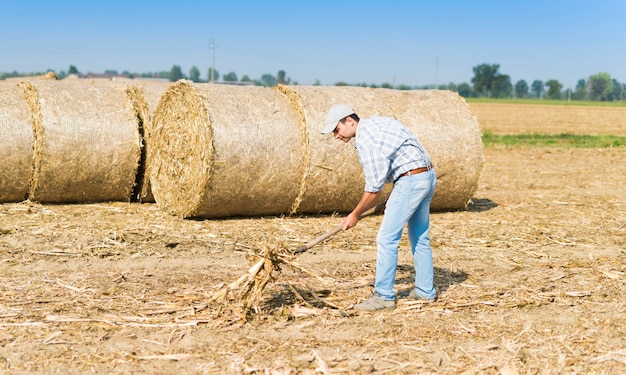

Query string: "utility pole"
[[435, 58, 439, 89], [210, 38, 216, 83], [568, 69, 572, 102]]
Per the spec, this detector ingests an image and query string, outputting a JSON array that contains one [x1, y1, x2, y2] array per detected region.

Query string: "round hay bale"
[[38, 71, 58, 80], [125, 82, 170, 203], [19, 80, 141, 203], [277, 85, 392, 214], [0, 81, 34, 202], [150, 81, 306, 218], [377, 89, 484, 210]]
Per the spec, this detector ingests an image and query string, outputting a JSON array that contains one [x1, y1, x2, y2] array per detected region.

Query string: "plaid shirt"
[[355, 116, 431, 193]]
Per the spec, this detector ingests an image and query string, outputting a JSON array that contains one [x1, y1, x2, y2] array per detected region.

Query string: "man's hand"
[[341, 212, 360, 230], [340, 191, 380, 231]]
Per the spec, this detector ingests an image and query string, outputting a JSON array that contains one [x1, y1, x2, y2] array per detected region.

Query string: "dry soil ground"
[[0, 104, 625, 374], [469, 102, 626, 136]]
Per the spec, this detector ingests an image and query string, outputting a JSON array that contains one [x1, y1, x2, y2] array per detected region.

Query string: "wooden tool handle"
[[294, 202, 385, 254]]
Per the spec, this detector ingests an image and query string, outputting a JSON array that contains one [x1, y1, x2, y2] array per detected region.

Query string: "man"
[[321, 104, 437, 311]]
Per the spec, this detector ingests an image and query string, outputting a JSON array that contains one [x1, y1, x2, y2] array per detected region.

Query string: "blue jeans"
[[374, 169, 437, 300]]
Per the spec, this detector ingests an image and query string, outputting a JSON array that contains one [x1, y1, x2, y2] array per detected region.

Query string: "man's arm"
[[341, 191, 380, 230]]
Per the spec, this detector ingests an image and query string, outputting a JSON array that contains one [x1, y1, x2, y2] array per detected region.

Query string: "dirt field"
[[1, 104, 625, 374], [469, 102, 626, 136]]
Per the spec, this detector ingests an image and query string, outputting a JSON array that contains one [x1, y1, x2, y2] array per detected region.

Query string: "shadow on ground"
[[466, 198, 498, 212], [261, 265, 469, 311], [396, 265, 468, 298]]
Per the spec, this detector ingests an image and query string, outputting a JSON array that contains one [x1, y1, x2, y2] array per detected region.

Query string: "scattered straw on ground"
[[0, 146, 625, 373]]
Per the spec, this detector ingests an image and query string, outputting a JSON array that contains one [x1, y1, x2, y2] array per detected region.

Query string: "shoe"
[[409, 289, 436, 302], [353, 293, 396, 311]]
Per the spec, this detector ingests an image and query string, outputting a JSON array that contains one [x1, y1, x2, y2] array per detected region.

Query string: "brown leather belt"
[[398, 164, 433, 179]]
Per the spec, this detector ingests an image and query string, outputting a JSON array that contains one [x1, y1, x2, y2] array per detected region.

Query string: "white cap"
[[321, 104, 355, 134]]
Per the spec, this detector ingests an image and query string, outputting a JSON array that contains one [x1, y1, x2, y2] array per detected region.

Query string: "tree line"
[[0, 65, 292, 88], [464, 63, 624, 101], [1, 63, 623, 102]]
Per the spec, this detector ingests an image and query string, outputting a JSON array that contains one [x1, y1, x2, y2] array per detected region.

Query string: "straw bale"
[[150, 81, 306, 218], [152, 84, 482, 218], [0, 82, 34, 202], [277, 85, 392, 214], [19, 80, 141, 203], [378, 89, 484, 210], [38, 71, 58, 80], [125, 82, 170, 202]]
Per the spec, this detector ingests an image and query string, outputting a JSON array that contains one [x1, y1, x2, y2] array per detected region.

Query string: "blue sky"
[[2, 0, 625, 88]]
